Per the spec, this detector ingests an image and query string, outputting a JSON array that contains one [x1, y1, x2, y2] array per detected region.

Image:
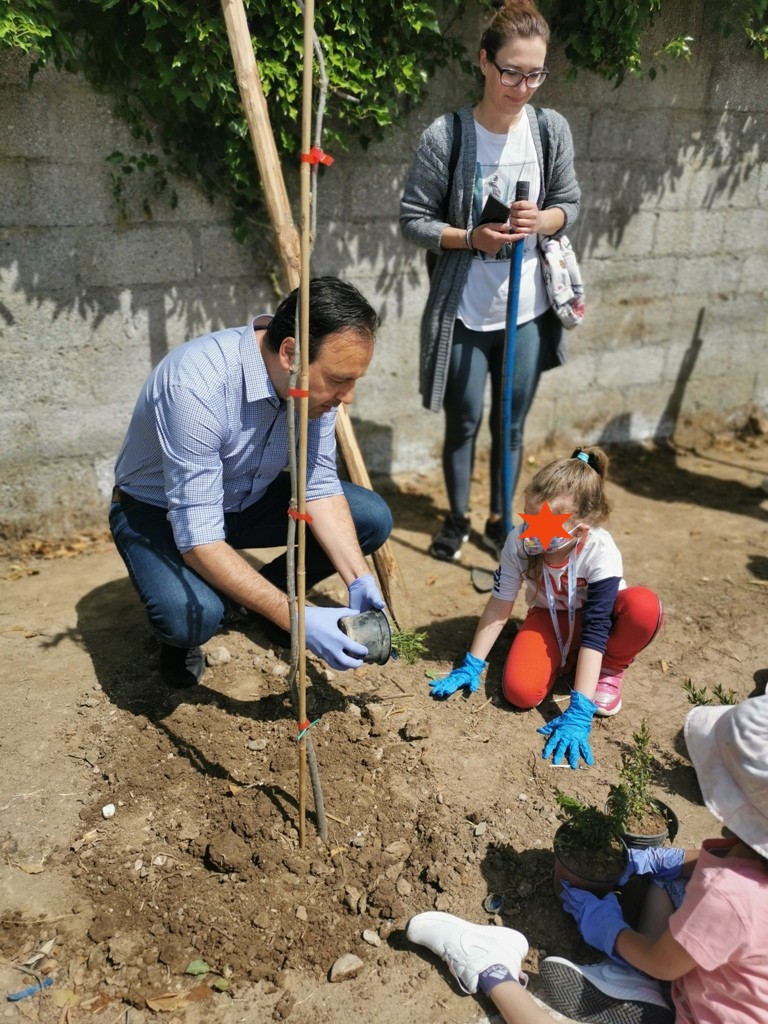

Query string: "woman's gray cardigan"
[[399, 104, 581, 413]]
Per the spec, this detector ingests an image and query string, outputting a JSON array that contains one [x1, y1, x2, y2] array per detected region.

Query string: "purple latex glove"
[[538, 690, 597, 769], [559, 882, 630, 963], [304, 607, 367, 671], [618, 846, 686, 886], [429, 651, 487, 699], [347, 573, 385, 612]]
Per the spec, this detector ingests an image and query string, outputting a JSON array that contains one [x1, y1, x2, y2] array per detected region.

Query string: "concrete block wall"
[[1, 0, 767, 539]]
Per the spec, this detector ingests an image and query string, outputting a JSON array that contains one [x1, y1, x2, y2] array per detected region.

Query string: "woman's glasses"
[[490, 60, 549, 89]]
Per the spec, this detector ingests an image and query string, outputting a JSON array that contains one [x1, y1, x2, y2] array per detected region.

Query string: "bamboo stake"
[[294, 0, 314, 848], [220, 0, 410, 628], [220, 0, 300, 289]]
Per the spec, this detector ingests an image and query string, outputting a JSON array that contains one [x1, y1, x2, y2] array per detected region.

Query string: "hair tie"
[[571, 448, 599, 471]]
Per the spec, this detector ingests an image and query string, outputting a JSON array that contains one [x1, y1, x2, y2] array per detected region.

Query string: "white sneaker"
[[406, 911, 528, 995], [540, 957, 673, 1024]]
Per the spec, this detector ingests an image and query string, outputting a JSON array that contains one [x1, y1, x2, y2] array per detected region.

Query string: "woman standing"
[[400, 0, 580, 562]]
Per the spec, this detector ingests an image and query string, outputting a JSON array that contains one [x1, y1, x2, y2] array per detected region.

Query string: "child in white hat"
[[406, 695, 768, 1024]]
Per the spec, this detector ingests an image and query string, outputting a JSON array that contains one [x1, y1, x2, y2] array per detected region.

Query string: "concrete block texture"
[[1, 0, 768, 540]]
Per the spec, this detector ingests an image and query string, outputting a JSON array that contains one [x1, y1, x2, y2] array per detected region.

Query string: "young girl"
[[429, 446, 663, 769], [406, 696, 768, 1024], [400, 0, 580, 562]]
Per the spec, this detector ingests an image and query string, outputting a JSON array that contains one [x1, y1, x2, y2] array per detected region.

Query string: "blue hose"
[[500, 179, 529, 536]]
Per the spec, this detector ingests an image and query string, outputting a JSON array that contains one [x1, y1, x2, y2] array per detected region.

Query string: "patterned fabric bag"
[[539, 234, 585, 330]]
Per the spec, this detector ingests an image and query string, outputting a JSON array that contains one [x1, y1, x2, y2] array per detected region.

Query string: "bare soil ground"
[[1, 434, 767, 1024]]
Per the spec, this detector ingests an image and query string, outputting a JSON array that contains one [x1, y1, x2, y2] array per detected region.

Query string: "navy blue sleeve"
[[580, 576, 621, 653]]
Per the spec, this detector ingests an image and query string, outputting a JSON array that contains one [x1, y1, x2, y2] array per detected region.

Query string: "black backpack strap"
[[447, 111, 462, 186], [427, 112, 463, 280], [441, 111, 462, 219], [534, 105, 550, 190]]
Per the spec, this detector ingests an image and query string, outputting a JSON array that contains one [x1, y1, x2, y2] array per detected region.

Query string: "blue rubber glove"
[[429, 652, 487, 699], [305, 607, 367, 671], [348, 573, 385, 613], [560, 882, 630, 963], [618, 846, 686, 886], [538, 689, 597, 769]]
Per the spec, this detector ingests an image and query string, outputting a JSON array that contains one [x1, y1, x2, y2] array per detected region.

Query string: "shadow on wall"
[[597, 304, 768, 523], [6, 27, 765, 357]]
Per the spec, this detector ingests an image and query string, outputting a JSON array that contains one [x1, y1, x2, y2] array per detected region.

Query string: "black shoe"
[[429, 513, 471, 562], [482, 518, 507, 559], [160, 644, 205, 689]]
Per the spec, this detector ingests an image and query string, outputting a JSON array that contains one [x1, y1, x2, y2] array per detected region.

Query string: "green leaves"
[[2, 0, 765, 248], [0, 0, 465, 247]]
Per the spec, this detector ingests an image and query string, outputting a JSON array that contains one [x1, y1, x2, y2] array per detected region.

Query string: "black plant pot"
[[609, 798, 680, 849], [338, 609, 392, 665]]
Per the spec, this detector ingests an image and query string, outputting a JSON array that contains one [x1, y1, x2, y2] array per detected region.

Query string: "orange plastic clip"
[[288, 507, 313, 524], [300, 145, 334, 167], [287, 387, 310, 398]]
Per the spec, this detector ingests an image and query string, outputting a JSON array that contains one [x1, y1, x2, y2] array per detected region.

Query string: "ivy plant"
[[0, 0, 467, 243], [1, 1, 766, 245]]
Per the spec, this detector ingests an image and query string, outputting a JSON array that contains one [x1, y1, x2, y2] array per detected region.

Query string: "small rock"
[[366, 705, 388, 736], [296, 906, 308, 922], [205, 645, 231, 666], [102, 804, 116, 819], [273, 989, 295, 1019], [395, 877, 412, 897], [329, 953, 364, 983], [384, 840, 411, 859], [247, 739, 268, 751], [403, 717, 431, 741], [362, 929, 381, 947]]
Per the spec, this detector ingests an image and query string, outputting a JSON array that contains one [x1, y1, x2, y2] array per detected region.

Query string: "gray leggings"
[[442, 312, 550, 517]]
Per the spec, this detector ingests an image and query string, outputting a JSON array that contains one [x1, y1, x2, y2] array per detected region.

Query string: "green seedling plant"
[[553, 790, 627, 887], [556, 791, 623, 851], [682, 678, 739, 706], [391, 628, 428, 665], [607, 718, 666, 836]]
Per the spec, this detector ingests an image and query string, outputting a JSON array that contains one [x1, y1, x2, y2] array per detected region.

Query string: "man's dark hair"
[[265, 276, 380, 360]]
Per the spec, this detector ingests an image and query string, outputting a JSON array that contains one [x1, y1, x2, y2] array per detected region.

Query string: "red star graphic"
[[518, 501, 572, 549]]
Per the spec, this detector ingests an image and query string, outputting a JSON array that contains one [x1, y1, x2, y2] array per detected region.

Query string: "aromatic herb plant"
[[682, 678, 739, 706], [390, 628, 428, 665], [553, 791, 627, 886], [607, 718, 668, 837]]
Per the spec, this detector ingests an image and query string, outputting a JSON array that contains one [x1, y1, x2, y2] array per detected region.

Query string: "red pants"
[[502, 586, 663, 709]]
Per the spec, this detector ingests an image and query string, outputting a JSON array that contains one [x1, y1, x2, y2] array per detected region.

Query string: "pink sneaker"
[[594, 668, 624, 717]]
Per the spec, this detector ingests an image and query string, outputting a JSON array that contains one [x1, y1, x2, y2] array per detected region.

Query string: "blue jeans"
[[442, 311, 553, 517], [109, 474, 392, 648]]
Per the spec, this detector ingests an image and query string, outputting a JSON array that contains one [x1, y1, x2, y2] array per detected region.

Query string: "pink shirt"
[[669, 838, 768, 1024]]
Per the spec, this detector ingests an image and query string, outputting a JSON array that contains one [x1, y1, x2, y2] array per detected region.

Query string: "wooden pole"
[[220, 0, 300, 289], [294, 0, 314, 848], [219, 0, 409, 627]]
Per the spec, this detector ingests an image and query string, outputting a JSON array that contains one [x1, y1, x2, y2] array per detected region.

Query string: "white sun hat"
[[684, 695, 768, 858]]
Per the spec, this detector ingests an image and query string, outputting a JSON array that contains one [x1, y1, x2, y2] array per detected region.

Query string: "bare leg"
[[637, 883, 675, 944], [490, 981, 561, 1024]]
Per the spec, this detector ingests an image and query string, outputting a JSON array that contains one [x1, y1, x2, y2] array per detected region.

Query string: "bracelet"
[[464, 226, 475, 250]]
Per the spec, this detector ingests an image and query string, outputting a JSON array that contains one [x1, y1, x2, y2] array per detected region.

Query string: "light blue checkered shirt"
[[114, 317, 341, 553]]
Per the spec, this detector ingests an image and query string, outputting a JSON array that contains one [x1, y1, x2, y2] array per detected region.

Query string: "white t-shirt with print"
[[492, 524, 626, 609], [457, 115, 548, 331]]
